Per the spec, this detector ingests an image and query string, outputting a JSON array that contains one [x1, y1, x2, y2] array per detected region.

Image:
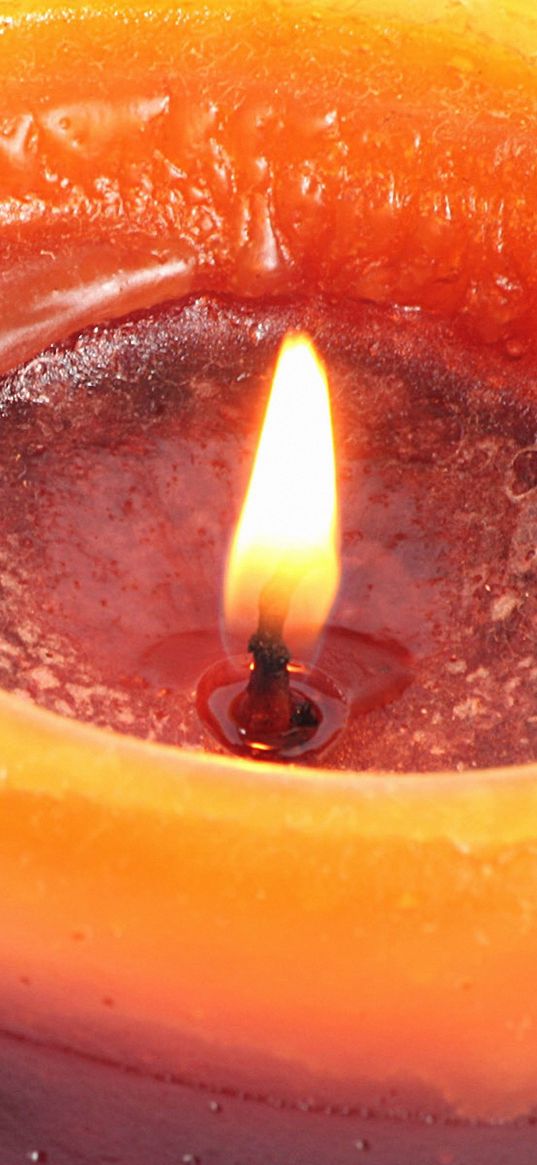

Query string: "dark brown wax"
[[0, 295, 536, 772]]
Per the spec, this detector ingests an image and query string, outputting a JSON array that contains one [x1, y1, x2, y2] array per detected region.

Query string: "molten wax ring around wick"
[[196, 650, 348, 761], [198, 567, 348, 760]]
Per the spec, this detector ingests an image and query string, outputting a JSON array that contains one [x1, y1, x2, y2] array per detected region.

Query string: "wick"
[[197, 572, 347, 759], [237, 572, 319, 743]]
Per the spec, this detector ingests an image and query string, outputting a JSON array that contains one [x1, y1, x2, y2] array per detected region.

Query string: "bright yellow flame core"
[[225, 333, 340, 656]]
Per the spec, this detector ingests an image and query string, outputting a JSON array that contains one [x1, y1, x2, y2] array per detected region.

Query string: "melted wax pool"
[[0, 295, 536, 771]]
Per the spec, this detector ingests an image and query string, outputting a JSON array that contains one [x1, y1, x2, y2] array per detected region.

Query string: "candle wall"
[[3, 694, 537, 1120], [2, 0, 537, 1161]]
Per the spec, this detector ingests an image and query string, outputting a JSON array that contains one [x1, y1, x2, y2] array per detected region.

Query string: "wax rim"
[[2, 687, 537, 844], [6, 0, 537, 48]]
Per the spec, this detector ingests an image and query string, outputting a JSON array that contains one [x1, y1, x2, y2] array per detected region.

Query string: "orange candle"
[[1, 2, 537, 1163]]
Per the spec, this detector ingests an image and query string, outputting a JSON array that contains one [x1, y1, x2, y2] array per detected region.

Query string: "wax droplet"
[[505, 337, 527, 360], [208, 1100, 221, 1114], [298, 1098, 314, 1112], [354, 1139, 371, 1152], [27, 1153, 48, 1163], [181, 1156, 201, 1164]]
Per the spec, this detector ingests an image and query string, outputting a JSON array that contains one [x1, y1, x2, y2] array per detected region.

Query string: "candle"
[[1, 1, 537, 1164]]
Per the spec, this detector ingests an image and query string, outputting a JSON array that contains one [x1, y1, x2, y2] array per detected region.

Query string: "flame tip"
[[225, 334, 340, 656]]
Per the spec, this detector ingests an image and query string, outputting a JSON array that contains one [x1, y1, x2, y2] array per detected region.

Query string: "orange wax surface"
[[1, 0, 537, 373], [2, 0, 537, 1160]]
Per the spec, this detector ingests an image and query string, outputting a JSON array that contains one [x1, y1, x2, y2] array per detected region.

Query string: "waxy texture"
[[1, 1, 537, 370], [2, 4, 537, 1162]]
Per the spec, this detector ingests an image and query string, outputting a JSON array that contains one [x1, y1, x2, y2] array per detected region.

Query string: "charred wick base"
[[199, 577, 344, 762], [235, 624, 321, 755], [0, 294, 537, 771], [197, 631, 349, 763]]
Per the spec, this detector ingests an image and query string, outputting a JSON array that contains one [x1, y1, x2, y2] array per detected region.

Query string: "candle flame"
[[225, 333, 340, 657]]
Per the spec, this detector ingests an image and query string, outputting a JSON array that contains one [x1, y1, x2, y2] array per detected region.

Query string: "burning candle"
[[1, 1, 537, 1164], [198, 332, 348, 759]]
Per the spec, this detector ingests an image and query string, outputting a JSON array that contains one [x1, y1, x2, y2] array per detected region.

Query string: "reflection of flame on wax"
[[225, 333, 340, 658]]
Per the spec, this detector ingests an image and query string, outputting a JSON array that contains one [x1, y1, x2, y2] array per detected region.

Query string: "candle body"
[[3, 699, 537, 1128], [1, 0, 537, 1161]]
